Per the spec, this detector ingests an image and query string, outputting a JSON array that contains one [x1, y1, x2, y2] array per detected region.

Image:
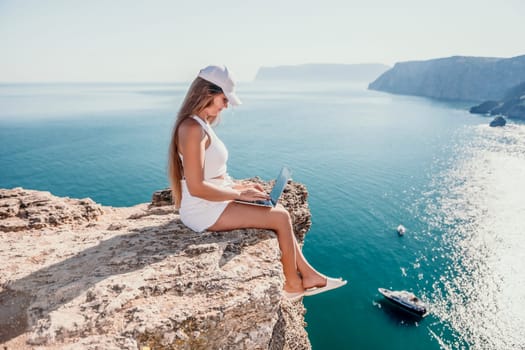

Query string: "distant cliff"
[[255, 63, 390, 82], [0, 183, 312, 349], [368, 55, 525, 101]]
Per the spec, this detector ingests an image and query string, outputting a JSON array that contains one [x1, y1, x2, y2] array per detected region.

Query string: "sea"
[[1, 80, 524, 350]]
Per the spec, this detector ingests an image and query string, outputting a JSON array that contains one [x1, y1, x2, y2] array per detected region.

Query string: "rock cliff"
[[368, 55, 525, 101], [0, 181, 312, 349]]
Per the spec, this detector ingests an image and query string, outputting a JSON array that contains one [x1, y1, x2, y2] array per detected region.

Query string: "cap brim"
[[225, 91, 242, 106]]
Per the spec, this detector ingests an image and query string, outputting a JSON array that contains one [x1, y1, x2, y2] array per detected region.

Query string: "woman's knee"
[[270, 206, 292, 229]]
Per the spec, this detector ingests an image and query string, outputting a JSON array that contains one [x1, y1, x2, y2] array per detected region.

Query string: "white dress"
[[179, 116, 233, 232]]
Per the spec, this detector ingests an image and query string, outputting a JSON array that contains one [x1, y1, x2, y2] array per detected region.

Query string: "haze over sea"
[[1, 81, 524, 349]]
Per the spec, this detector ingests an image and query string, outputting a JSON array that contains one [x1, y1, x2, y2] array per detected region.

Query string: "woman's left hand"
[[234, 181, 265, 192], [249, 182, 265, 192]]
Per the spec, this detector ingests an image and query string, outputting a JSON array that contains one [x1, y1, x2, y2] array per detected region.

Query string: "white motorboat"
[[378, 288, 428, 317]]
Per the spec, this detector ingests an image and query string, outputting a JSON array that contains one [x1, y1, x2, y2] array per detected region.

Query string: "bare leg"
[[293, 236, 327, 289], [271, 204, 327, 289], [208, 202, 303, 293]]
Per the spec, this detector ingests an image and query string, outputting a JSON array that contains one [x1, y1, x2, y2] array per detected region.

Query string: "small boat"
[[378, 288, 428, 317], [397, 225, 406, 236]]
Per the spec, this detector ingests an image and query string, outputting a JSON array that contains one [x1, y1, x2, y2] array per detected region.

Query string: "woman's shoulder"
[[178, 117, 206, 140], [179, 116, 205, 131]]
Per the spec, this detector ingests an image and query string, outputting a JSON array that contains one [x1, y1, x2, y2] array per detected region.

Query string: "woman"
[[168, 65, 346, 300]]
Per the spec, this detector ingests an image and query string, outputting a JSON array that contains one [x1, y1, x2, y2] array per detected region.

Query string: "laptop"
[[235, 167, 292, 207]]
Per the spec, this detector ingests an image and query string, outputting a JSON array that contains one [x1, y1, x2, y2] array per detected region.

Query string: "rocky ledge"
[[0, 180, 312, 349]]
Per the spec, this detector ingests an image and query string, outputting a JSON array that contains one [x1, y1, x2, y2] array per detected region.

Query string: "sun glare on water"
[[423, 123, 525, 349]]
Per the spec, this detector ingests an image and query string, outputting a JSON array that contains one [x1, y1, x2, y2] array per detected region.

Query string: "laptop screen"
[[270, 167, 292, 205]]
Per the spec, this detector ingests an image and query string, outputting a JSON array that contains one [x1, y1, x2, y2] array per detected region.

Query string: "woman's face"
[[205, 93, 229, 118]]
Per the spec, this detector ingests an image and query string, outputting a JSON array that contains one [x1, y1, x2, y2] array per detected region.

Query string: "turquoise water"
[[1, 82, 524, 349]]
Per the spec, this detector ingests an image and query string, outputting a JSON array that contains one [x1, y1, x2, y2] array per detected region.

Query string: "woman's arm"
[[178, 120, 268, 202]]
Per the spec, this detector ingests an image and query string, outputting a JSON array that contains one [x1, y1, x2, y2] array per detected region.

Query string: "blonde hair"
[[168, 77, 223, 208]]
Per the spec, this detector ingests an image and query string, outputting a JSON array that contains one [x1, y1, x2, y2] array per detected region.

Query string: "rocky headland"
[[0, 180, 312, 349], [368, 55, 525, 101], [470, 81, 525, 120]]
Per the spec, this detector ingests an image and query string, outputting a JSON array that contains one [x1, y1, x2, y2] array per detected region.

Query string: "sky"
[[0, 0, 523, 82]]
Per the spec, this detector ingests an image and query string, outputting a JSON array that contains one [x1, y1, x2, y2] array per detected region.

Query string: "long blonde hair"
[[168, 77, 223, 208]]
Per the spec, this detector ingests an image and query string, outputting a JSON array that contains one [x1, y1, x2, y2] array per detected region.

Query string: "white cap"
[[197, 65, 242, 106]]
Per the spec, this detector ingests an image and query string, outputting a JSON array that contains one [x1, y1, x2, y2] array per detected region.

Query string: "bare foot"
[[302, 274, 327, 290]]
